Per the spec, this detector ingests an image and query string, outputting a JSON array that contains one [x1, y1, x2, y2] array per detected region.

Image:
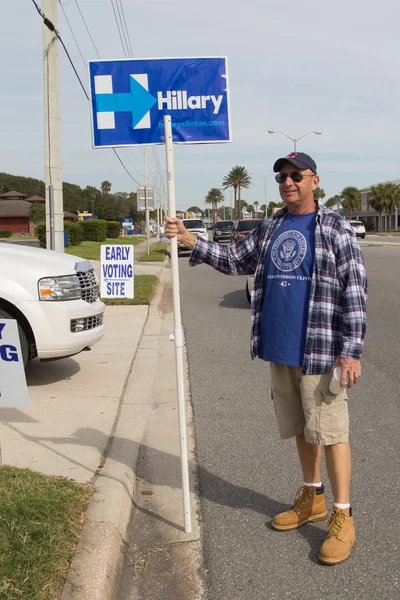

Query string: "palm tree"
[[369, 182, 400, 232], [380, 182, 400, 233], [101, 180, 112, 196], [341, 186, 361, 216], [222, 166, 252, 219], [314, 187, 326, 200], [369, 184, 386, 232], [325, 195, 342, 210], [204, 188, 224, 223]]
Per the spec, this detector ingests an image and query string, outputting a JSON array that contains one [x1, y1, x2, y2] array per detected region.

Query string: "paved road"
[[179, 245, 400, 600]]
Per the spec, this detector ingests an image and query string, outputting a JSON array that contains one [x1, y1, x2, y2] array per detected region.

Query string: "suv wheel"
[[0, 308, 29, 367]]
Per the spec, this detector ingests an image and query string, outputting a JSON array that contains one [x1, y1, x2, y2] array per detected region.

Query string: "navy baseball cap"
[[273, 152, 317, 174]]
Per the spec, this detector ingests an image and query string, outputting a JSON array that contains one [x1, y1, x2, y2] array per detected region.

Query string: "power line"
[[74, 0, 100, 58], [115, 0, 131, 56], [59, 0, 86, 65], [30, 0, 141, 186], [116, 0, 133, 56], [110, 0, 128, 56]]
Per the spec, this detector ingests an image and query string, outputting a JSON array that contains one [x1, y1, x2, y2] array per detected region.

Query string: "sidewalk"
[[0, 239, 203, 599]]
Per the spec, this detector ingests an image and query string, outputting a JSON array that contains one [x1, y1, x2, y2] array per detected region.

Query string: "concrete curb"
[[61, 258, 170, 600]]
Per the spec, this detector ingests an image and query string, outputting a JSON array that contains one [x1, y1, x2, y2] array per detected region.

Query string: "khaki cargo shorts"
[[270, 363, 349, 445]]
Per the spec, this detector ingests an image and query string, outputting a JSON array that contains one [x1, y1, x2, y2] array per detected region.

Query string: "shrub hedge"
[[36, 221, 83, 248], [106, 221, 121, 238], [78, 219, 107, 242], [0, 230, 13, 238], [64, 221, 83, 246], [37, 222, 46, 248]]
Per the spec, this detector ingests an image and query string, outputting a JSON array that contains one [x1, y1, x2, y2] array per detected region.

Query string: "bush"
[[106, 221, 121, 238], [36, 221, 83, 248], [37, 222, 46, 248], [78, 219, 107, 242], [0, 230, 12, 238], [64, 221, 83, 246]]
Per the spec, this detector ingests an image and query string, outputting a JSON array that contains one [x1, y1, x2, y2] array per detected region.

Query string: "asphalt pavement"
[[178, 243, 400, 600]]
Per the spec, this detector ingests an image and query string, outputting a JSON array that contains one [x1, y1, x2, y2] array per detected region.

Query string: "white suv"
[[349, 220, 366, 239], [0, 243, 105, 366], [178, 218, 208, 253]]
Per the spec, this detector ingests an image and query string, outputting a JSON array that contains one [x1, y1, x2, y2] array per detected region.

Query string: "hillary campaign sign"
[[100, 245, 134, 299], [88, 57, 230, 147], [0, 320, 30, 408]]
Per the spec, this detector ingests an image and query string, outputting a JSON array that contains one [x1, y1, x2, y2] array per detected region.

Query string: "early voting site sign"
[[88, 57, 230, 147], [0, 320, 30, 408], [101, 245, 134, 299]]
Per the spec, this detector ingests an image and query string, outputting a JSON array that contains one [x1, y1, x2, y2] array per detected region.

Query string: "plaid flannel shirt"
[[189, 202, 367, 374]]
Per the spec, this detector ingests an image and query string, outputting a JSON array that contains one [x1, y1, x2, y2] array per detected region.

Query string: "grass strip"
[[137, 242, 169, 262], [367, 232, 400, 236], [65, 236, 145, 260], [0, 466, 92, 600], [102, 274, 158, 305]]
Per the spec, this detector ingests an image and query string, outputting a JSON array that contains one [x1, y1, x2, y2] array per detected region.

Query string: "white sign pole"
[[164, 115, 192, 533]]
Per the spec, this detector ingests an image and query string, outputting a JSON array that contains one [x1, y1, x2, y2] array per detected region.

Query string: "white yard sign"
[[100, 245, 134, 299], [0, 320, 30, 408]]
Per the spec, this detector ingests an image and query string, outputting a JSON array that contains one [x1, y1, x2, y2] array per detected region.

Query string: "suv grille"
[[76, 269, 99, 304], [70, 313, 104, 332]]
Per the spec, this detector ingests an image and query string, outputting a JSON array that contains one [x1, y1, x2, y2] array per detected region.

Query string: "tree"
[[239, 199, 249, 218], [101, 180, 112, 196], [187, 205, 203, 215], [267, 201, 285, 217], [222, 166, 252, 219], [204, 188, 224, 223], [341, 186, 361, 215], [369, 182, 400, 232], [325, 195, 342, 210], [28, 203, 46, 224], [314, 187, 326, 200]]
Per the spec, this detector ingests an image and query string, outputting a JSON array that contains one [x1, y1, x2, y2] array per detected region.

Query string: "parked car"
[[212, 220, 234, 243], [231, 219, 263, 243], [0, 243, 105, 367], [349, 220, 366, 239], [178, 218, 208, 253]]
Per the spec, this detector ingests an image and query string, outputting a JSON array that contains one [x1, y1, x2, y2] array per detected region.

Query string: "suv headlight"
[[38, 275, 82, 301]]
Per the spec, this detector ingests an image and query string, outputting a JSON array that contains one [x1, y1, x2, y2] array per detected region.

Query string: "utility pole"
[[155, 162, 160, 233], [43, 0, 64, 252], [144, 146, 150, 255]]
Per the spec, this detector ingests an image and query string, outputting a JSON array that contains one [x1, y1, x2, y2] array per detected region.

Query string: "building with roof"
[[0, 190, 28, 201], [351, 180, 400, 231], [0, 191, 77, 235]]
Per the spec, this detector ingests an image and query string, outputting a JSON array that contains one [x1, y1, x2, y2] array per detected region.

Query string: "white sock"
[[333, 502, 350, 509], [304, 482, 322, 487]]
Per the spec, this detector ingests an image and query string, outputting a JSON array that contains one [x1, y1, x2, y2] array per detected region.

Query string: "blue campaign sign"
[[88, 57, 230, 147]]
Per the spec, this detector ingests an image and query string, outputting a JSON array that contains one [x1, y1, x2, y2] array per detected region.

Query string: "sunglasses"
[[275, 172, 315, 184]]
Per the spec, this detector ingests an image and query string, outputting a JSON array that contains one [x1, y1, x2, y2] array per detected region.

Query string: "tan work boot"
[[272, 485, 327, 531], [319, 507, 355, 565]]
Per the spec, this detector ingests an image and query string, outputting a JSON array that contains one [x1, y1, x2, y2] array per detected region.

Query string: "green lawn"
[[137, 241, 169, 262], [65, 236, 145, 260], [102, 274, 158, 305], [0, 466, 92, 600]]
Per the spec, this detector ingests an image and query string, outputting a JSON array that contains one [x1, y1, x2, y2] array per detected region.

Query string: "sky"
[[2, 0, 400, 212]]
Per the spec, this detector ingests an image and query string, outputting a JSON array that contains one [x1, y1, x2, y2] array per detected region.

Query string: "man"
[[165, 152, 367, 565]]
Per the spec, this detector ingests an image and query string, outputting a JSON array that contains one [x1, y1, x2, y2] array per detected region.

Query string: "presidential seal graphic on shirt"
[[271, 230, 307, 272]]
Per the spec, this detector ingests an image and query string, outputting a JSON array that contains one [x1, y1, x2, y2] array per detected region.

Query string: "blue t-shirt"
[[259, 211, 316, 367]]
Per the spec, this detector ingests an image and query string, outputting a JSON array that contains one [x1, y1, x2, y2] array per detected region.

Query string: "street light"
[[268, 129, 322, 151], [89, 194, 96, 218], [251, 172, 274, 218]]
